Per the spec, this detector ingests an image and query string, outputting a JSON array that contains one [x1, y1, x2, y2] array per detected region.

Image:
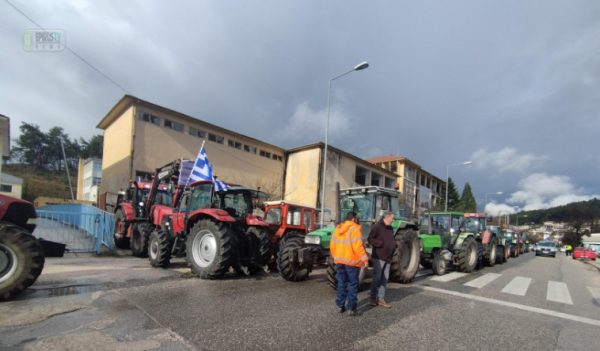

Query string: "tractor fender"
[[187, 208, 236, 224], [118, 202, 136, 221], [481, 231, 493, 245], [455, 233, 475, 248], [245, 214, 269, 227]]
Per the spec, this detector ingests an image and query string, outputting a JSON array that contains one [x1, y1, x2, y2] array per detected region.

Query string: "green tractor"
[[418, 211, 464, 275], [418, 212, 501, 274], [277, 186, 421, 288]]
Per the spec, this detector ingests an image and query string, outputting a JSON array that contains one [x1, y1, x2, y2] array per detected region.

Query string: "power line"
[[5, 0, 128, 94]]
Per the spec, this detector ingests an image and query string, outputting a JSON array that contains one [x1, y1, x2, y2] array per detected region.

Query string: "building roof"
[[96, 95, 284, 152], [367, 155, 422, 169], [0, 172, 23, 185], [286, 143, 397, 178]]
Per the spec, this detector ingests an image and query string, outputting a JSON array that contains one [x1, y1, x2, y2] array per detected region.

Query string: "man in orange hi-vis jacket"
[[330, 211, 369, 316]]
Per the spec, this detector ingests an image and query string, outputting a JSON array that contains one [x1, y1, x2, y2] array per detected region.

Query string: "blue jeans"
[[335, 264, 360, 311], [370, 259, 390, 300]]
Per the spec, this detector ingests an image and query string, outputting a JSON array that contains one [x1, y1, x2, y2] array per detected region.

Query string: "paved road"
[[1, 252, 599, 350]]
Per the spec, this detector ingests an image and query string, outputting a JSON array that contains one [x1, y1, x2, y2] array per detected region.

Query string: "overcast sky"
[[2, 0, 599, 214]]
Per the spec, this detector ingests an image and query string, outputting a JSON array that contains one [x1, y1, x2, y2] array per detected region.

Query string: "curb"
[[583, 260, 600, 272]]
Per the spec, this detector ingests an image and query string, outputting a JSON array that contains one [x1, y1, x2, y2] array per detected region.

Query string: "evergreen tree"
[[446, 177, 461, 211], [456, 182, 477, 212]]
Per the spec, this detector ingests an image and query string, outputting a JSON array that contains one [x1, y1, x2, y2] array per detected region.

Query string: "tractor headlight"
[[304, 236, 321, 245]]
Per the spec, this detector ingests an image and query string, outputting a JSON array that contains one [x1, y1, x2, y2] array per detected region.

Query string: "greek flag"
[[189, 146, 229, 191]]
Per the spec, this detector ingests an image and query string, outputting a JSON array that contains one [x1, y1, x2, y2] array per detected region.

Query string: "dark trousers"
[[335, 264, 360, 311], [370, 259, 390, 300]]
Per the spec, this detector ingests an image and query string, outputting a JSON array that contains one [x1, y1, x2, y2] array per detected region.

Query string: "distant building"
[[368, 155, 444, 217], [284, 143, 398, 223], [0, 172, 23, 199], [582, 233, 600, 253], [76, 158, 102, 202], [97, 95, 285, 198]]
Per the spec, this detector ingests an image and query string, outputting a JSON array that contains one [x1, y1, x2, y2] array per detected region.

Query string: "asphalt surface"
[[1, 252, 599, 350]]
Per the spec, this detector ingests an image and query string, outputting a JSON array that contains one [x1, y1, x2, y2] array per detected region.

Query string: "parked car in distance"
[[535, 241, 557, 257], [572, 247, 596, 261]]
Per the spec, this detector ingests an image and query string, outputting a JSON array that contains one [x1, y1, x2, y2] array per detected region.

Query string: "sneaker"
[[369, 298, 378, 306], [337, 306, 346, 314], [347, 309, 358, 316], [377, 299, 392, 308]]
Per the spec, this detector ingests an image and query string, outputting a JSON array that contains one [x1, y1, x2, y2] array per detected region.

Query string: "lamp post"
[[444, 161, 472, 212], [484, 191, 503, 210], [320, 61, 369, 227]]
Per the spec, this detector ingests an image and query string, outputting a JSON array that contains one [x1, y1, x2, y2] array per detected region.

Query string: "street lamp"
[[444, 161, 472, 212], [484, 191, 503, 209], [320, 61, 369, 227]]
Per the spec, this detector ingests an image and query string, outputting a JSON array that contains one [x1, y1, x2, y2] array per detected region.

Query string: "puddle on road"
[[34, 284, 106, 297]]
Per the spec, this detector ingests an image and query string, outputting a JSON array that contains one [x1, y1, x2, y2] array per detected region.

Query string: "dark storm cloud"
[[1, 0, 599, 209]]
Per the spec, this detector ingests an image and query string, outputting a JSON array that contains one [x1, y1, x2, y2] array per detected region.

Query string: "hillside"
[[520, 198, 600, 229], [3, 163, 77, 202]]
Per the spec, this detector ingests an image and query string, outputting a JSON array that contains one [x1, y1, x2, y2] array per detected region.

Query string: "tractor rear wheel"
[[248, 227, 272, 266], [432, 250, 447, 275], [390, 229, 420, 284], [510, 244, 519, 257], [131, 223, 150, 257], [495, 245, 505, 265], [113, 209, 130, 249], [0, 224, 45, 300], [326, 259, 366, 290], [503, 245, 509, 262], [456, 236, 478, 273], [485, 237, 497, 267], [277, 233, 309, 281], [148, 229, 171, 268], [187, 219, 233, 279]]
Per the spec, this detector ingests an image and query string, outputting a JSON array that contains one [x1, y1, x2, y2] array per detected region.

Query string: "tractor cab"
[[263, 201, 317, 243], [418, 211, 464, 255]]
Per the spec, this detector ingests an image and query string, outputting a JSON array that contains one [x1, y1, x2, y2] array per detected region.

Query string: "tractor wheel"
[[510, 244, 518, 258], [187, 219, 233, 279], [390, 229, 421, 284], [503, 245, 509, 263], [495, 245, 505, 265], [485, 238, 497, 267], [326, 259, 366, 290], [248, 227, 272, 266], [0, 224, 45, 300], [130, 223, 150, 257], [455, 236, 478, 273], [277, 234, 309, 282], [431, 250, 447, 276], [113, 209, 130, 249], [148, 229, 171, 268]]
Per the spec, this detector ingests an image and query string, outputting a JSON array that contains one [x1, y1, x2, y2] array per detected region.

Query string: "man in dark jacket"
[[368, 211, 396, 308]]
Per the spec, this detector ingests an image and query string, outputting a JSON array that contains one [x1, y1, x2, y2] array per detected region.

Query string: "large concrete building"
[[284, 143, 398, 223], [76, 158, 102, 203], [368, 155, 444, 217], [97, 95, 286, 197]]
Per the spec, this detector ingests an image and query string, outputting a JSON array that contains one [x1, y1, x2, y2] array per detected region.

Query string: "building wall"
[[0, 182, 22, 198], [101, 106, 135, 194]]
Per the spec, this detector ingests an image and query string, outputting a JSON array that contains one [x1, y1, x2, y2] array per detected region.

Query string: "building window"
[[244, 145, 257, 154], [260, 150, 271, 159], [276, 155, 283, 162], [355, 166, 368, 186], [135, 170, 153, 181], [391, 162, 398, 173], [208, 133, 224, 144], [228, 140, 235, 147], [138, 112, 161, 125], [0, 184, 12, 192], [189, 126, 206, 138], [164, 119, 184, 132], [228, 140, 242, 149], [93, 177, 102, 186], [371, 172, 382, 186]]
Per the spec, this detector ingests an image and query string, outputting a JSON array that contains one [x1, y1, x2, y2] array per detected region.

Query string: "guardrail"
[[36, 204, 115, 254]]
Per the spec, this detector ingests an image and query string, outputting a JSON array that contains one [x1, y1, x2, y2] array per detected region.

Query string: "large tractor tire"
[[248, 227, 272, 266], [455, 236, 478, 273], [390, 229, 421, 284], [0, 225, 45, 300], [503, 245, 509, 262], [187, 219, 233, 279], [148, 229, 171, 268], [277, 233, 310, 282], [495, 245, 505, 265], [484, 237, 497, 267], [510, 244, 519, 258], [431, 250, 447, 276], [326, 259, 366, 290], [131, 223, 150, 257], [113, 209, 130, 249]]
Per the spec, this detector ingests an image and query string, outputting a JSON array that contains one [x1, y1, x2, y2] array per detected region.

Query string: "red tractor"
[[147, 181, 272, 278], [113, 160, 185, 257], [0, 194, 64, 300]]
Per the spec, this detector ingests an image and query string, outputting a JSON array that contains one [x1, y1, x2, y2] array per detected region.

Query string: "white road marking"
[[547, 281, 573, 305], [421, 285, 600, 327], [430, 272, 468, 282], [501, 276, 532, 296], [464, 273, 501, 289], [587, 286, 600, 304]]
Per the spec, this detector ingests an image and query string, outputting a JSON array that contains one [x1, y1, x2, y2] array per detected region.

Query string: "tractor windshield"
[[459, 217, 484, 233], [340, 194, 374, 223], [214, 189, 253, 218], [187, 183, 214, 211]]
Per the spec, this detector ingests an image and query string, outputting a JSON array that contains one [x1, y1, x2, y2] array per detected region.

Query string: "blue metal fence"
[[36, 204, 115, 254]]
